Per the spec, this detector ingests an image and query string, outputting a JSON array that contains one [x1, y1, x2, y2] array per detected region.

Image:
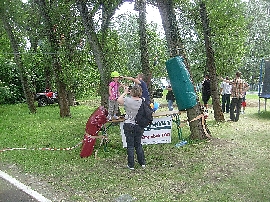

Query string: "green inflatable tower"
[[166, 56, 197, 110]]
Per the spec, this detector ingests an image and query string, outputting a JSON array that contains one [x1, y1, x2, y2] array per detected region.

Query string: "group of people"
[[107, 70, 249, 170], [201, 71, 249, 122], [108, 71, 149, 170]]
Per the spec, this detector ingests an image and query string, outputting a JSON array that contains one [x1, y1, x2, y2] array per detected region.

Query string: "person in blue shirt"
[[122, 73, 150, 104]]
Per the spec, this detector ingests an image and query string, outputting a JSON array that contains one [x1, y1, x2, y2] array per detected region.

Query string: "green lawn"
[[0, 94, 270, 201]]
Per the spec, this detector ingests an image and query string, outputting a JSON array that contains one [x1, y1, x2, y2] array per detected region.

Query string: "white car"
[[160, 77, 169, 89]]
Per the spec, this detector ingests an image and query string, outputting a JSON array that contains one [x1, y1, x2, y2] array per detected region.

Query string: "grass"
[[0, 93, 270, 201]]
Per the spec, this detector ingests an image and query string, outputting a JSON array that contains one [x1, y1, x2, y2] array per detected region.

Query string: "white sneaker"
[[141, 165, 146, 168], [113, 115, 119, 120], [107, 115, 112, 121], [127, 165, 134, 170]]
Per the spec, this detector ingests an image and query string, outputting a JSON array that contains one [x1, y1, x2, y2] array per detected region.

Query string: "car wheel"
[[38, 97, 47, 107]]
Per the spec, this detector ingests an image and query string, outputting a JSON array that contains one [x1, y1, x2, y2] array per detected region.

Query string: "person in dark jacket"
[[166, 85, 175, 111], [202, 74, 211, 112]]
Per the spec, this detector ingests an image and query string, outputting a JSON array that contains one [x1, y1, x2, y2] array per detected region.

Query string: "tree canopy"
[[0, 0, 269, 104]]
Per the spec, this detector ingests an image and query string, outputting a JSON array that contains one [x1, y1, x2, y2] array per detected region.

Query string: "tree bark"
[[1, 13, 36, 114], [199, 2, 224, 122], [156, 0, 211, 140], [76, 1, 110, 107], [136, 0, 152, 98], [35, 0, 70, 117]]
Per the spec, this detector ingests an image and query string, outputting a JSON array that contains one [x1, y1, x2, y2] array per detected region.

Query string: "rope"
[[181, 113, 211, 138], [0, 141, 83, 153]]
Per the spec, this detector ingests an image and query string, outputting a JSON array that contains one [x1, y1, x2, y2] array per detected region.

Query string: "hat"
[[111, 71, 120, 78]]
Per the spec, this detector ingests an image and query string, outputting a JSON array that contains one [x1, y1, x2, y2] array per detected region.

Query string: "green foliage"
[[206, 0, 248, 76], [0, 58, 24, 104], [173, 0, 248, 82], [241, 0, 270, 86], [114, 13, 168, 78]]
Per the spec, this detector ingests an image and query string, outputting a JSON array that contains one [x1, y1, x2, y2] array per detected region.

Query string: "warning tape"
[[188, 113, 211, 138], [0, 141, 83, 153]]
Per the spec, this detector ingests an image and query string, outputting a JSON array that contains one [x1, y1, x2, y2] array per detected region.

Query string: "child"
[[108, 71, 123, 121], [241, 93, 246, 114]]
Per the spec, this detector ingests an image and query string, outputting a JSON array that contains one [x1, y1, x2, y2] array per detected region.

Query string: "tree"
[[34, 0, 70, 117], [135, 0, 152, 96], [0, 0, 36, 113], [199, 2, 224, 122], [156, 0, 211, 140], [76, 0, 124, 107]]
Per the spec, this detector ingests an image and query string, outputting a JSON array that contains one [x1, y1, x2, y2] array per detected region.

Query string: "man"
[[224, 72, 249, 122], [202, 74, 211, 112], [220, 76, 232, 113], [122, 73, 150, 104]]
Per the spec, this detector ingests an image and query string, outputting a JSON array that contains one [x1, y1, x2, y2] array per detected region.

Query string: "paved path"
[[0, 171, 51, 202]]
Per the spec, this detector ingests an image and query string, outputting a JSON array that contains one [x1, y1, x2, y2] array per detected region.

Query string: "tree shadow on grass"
[[252, 111, 270, 120]]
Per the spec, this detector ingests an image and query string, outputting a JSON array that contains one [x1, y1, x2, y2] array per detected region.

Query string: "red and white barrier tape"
[[0, 141, 83, 153]]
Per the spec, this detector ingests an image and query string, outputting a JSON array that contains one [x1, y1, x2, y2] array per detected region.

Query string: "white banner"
[[120, 116, 172, 147]]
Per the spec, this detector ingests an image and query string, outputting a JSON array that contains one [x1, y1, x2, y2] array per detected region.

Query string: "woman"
[[117, 85, 146, 170]]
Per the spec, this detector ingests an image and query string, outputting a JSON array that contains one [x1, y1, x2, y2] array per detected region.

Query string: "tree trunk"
[[136, 0, 152, 98], [76, 1, 110, 107], [35, 0, 70, 117], [1, 14, 36, 114], [199, 2, 224, 122], [156, 0, 211, 140]]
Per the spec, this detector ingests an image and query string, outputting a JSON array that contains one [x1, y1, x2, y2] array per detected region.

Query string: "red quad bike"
[[35, 90, 58, 107], [80, 106, 108, 158]]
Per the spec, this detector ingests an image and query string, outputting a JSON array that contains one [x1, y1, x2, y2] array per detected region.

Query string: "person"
[[166, 84, 175, 111], [121, 73, 150, 104], [108, 71, 123, 121], [241, 92, 247, 114], [201, 74, 211, 112], [117, 85, 146, 170], [223, 71, 249, 122], [220, 76, 232, 113]]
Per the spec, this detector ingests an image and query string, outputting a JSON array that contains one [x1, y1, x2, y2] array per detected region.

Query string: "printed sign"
[[120, 116, 172, 147]]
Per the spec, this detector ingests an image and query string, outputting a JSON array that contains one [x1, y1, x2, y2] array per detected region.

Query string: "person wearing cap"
[[108, 71, 123, 121]]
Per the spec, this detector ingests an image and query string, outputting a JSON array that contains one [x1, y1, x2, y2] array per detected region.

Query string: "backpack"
[[135, 100, 153, 128]]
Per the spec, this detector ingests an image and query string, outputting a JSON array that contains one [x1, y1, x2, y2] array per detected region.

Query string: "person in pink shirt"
[[108, 71, 123, 120]]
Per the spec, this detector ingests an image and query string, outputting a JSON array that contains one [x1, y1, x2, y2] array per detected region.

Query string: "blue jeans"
[[222, 94, 231, 113], [168, 100, 174, 111], [123, 123, 145, 168], [230, 98, 242, 122]]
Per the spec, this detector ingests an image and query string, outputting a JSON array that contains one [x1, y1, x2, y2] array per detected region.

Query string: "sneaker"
[[141, 165, 146, 168], [127, 165, 134, 170], [241, 111, 245, 114], [113, 115, 119, 120], [107, 115, 112, 121], [227, 119, 234, 122]]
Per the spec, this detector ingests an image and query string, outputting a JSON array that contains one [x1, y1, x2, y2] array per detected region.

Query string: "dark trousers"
[[222, 94, 231, 113], [123, 123, 145, 168], [230, 98, 243, 122]]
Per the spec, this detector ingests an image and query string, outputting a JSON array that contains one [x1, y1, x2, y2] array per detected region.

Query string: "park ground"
[[0, 92, 270, 201]]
